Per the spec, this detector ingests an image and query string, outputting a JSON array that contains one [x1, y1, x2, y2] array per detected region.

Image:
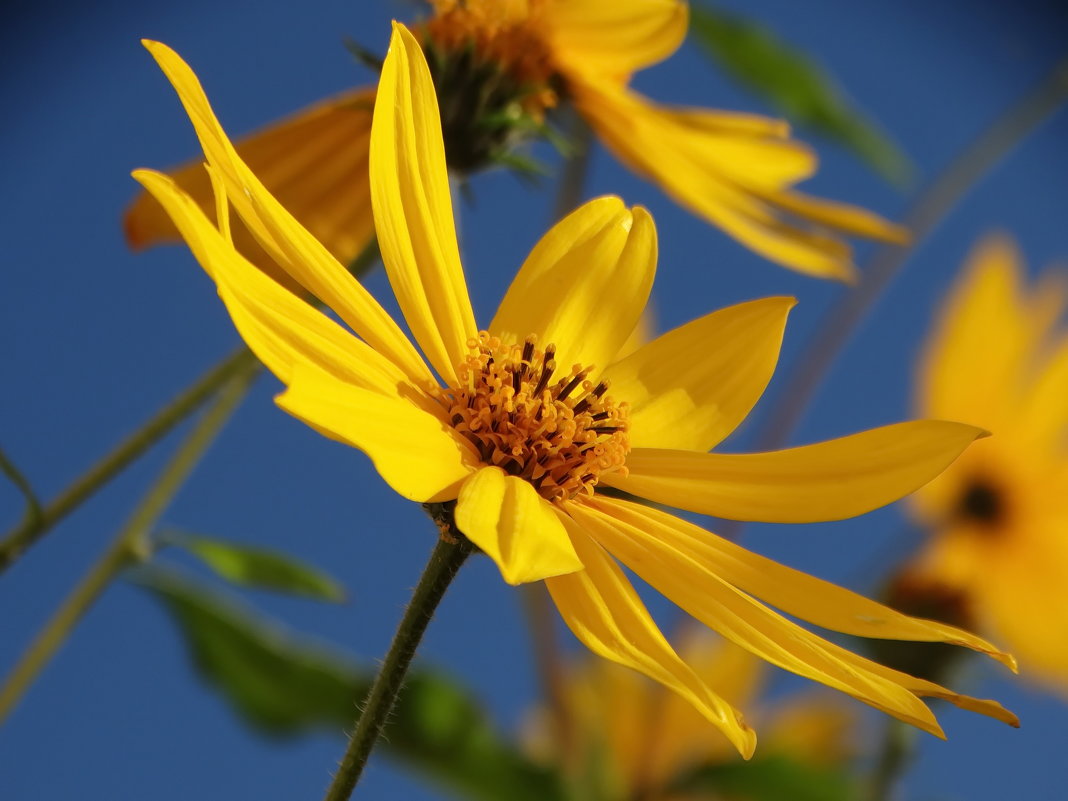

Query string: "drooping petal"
[[490, 198, 656, 378], [134, 169, 411, 397], [276, 362, 477, 503], [569, 74, 907, 280], [570, 501, 947, 735], [604, 421, 985, 522], [140, 40, 433, 386], [544, 0, 688, 77], [593, 496, 1016, 670], [126, 87, 376, 285], [545, 515, 757, 757], [370, 23, 477, 384], [602, 297, 794, 451], [453, 467, 582, 584]]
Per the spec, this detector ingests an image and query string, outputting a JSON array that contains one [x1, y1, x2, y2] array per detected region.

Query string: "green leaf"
[[689, 4, 914, 187], [161, 529, 347, 602], [134, 566, 362, 733], [668, 753, 859, 801], [136, 568, 566, 801], [385, 671, 567, 801]]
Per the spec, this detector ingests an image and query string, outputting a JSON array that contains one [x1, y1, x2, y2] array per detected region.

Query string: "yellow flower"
[[125, 1, 906, 281], [909, 234, 1068, 691], [133, 24, 1015, 757], [526, 632, 858, 800]]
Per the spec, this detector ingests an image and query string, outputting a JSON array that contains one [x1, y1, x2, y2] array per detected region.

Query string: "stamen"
[[430, 331, 630, 503]]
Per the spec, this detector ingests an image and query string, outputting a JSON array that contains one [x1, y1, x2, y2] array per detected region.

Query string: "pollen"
[[432, 331, 630, 504]]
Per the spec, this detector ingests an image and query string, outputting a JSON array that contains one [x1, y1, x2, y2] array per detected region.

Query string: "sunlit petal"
[[605, 421, 985, 522], [594, 496, 1016, 670], [603, 297, 794, 451], [371, 23, 477, 384], [276, 362, 477, 503], [141, 40, 432, 385], [454, 467, 582, 584], [133, 169, 410, 396], [545, 515, 757, 757], [491, 198, 656, 379]]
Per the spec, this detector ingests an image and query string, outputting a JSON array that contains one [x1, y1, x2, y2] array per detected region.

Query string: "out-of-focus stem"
[[0, 369, 256, 724], [0, 242, 381, 575], [758, 59, 1068, 454]]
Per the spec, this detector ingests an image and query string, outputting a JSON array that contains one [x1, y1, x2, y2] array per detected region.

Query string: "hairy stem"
[[322, 518, 472, 801]]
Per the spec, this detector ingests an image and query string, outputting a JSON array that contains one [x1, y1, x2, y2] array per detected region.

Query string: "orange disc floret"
[[432, 331, 630, 503]]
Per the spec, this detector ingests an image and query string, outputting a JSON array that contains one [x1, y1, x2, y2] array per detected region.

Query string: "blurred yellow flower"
[[134, 25, 1014, 757], [125, 1, 906, 281], [909, 234, 1068, 691], [526, 632, 858, 800]]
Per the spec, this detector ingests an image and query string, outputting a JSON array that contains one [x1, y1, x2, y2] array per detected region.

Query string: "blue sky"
[[2, 1, 1066, 798]]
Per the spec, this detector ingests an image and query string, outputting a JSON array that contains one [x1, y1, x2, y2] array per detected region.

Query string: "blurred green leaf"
[[162, 529, 347, 602], [689, 4, 913, 187], [669, 753, 859, 801], [136, 568, 566, 801], [135, 566, 361, 733]]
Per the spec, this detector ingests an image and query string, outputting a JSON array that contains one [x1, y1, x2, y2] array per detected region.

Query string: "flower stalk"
[[322, 511, 473, 801]]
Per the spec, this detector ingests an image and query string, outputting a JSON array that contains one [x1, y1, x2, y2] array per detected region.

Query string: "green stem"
[[0, 242, 381, 575], [0, 369, 255, 724], [322, 522, 473, 801], [0, 346, 259, 574], [0, 447, 42, 525], [865, 719, 917, 801], [757, 58, 1068, 454], [552, 113, 594, 221]]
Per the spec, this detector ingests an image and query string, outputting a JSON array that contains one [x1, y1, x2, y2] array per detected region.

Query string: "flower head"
[[908, 234, 1068, 691], [133, 24, 1015, 756], [126, 1, 906, 281]]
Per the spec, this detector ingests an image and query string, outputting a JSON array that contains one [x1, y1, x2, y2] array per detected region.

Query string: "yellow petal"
[[760, 188, 910, 245], [276, 362, 477, 503], [453, 467, 583, 584], [603, 297, 794, 451], [918, 234, 1034, 426], [140, 40, 432, 386], [133, 169, 411, 396], [491, 198, 656, 377], [604, 421, 986, 522], [126, 87, 376, 285], [545, 0, 688, 76], [370, 23, 477, 385], [570, 74, 905, 280], [545, 515, 757, 757], [571, 501, 946, 735], [594, 496, 1016, 670]]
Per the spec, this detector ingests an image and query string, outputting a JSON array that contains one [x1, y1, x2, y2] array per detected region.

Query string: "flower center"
[[419, 0, 559, 172], [957, 476, 1006, 529], [432, 331, 630, 504]]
